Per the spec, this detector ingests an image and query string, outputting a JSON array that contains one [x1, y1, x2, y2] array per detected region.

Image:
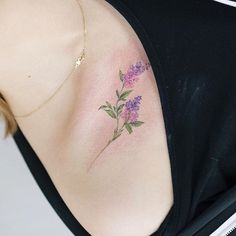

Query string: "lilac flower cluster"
[[121, 96, 142, 122], [123, 61, 151, 88], [124, 96, 142, 111]]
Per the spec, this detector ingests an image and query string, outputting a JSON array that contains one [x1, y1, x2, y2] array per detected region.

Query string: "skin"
[[0, 1, 173, 235]]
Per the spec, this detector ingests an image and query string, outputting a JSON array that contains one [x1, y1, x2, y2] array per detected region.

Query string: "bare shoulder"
[[0, 0, 81, 41], [0, 0, 82, 101], [0, 1, 46, 45], [0, 0, 48, 89]]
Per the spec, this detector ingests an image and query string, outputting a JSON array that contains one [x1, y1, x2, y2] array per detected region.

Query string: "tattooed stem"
[[87, 82, 127, 172], [87, 124, 128, 173], [115, 82, 124, 132], [86, 139, 113, 172], [87, 108, 132, 172]]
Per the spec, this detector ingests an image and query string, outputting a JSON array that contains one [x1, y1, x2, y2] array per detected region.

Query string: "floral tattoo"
[[87, 61, 151, 172]]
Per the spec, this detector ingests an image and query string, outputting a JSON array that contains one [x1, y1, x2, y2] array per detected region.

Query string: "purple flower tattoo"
[[121, 96, 142, 123], [123, 61, 148, 88], [87, 61, 151, 172]]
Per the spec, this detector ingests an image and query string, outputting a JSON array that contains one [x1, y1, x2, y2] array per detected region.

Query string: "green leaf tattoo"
[[119, 90, 133, 100], [130, 121, 144, 127], [105, 109, 117, 119], [125, 123, 133, 134]]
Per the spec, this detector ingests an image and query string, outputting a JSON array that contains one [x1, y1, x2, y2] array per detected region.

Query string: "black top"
[[12, 0, 236, 235]]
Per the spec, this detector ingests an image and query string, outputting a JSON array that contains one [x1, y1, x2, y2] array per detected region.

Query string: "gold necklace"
[[14, 0, 87, 118]]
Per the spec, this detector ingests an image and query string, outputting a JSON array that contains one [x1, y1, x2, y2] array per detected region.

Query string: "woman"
[[0, 0, 235, 236]]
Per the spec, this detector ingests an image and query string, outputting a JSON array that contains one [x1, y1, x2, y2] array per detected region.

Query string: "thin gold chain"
[[14, 0, 87, 118]]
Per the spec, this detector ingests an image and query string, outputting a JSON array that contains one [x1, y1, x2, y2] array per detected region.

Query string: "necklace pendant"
[[75, 51, 85, 68], [75, 58, 82, 67]]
